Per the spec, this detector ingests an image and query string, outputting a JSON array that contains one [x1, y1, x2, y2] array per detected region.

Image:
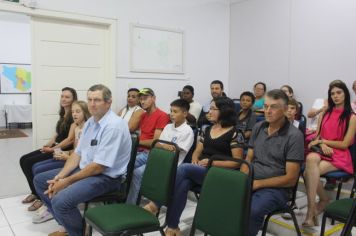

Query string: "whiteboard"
[[130, 24, 184, 74]]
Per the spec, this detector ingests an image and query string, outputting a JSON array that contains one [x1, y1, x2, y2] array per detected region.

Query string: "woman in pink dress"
[[303, 80, 356, 227]]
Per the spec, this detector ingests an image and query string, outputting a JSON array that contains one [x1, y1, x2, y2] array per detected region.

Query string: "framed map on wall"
[[0, 63, 31, 94], [130, 24, 184, 74]]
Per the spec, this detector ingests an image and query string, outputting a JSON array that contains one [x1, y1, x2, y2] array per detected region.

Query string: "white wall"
[[34, 0, 231, 113], [0, 12, 31, 127], [229, 0, 356, 117]]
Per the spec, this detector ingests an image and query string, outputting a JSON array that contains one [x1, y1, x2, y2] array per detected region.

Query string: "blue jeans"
[[249, 188, 289, 236], [33, 168, 121, 236], [126, 151, 149, 204], [32, 159, 65, 176], [167, 163, 207, 228]]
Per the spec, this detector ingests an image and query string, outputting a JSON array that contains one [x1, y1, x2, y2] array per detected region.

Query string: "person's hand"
[[192, 157, 199, 164], [53, 151, 69, 161], [45, 177, 69, 198], [253, 180, 261, 191], [305, 128, 315, 135], [321, 105, 327, 113], [161, 144, 176, 152], [320, 144, 333, 157], [308, 139, 320, 149], [41, 146, 54, 153], [198, 158, 209, 167]]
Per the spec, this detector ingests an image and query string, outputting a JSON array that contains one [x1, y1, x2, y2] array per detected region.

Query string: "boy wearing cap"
[[126, 88, 170, 204]]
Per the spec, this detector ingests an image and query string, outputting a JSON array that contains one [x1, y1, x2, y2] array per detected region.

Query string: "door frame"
[[0, 2, 117, 148]]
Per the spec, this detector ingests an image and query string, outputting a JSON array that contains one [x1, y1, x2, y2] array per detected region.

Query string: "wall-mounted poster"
[[0, 63, 31, 94]]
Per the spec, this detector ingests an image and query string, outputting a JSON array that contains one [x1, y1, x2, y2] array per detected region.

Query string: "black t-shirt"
[[55, 116, 74, 150], [199, 125, 240, 160]]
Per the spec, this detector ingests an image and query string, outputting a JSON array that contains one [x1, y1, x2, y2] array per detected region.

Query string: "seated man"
[[241, 89, 304, 236], [126, 88, 170, 204], [198, 80, 225, 130], [34, 84, 132, 236]]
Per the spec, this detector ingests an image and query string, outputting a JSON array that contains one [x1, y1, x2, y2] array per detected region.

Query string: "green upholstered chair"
[[82, 133, 139, 235], [84, 139, 179, 236], [320, 198, 356, 236], [189, 155, 253, 236]]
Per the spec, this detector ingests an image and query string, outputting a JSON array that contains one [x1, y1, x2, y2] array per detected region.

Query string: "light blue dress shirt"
[[75, 109, 131, 178]]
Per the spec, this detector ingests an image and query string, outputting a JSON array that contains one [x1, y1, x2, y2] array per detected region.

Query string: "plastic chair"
[[189, 155, 253, 236], [84, 140, 179, 236]]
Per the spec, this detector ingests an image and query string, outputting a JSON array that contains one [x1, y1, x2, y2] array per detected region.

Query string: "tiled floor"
[[0, 194, 200, 236]]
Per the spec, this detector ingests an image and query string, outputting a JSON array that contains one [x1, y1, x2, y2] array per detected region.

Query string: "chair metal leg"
[[261, 213, 273, 236], [320, 214, 327, 236], [189, 222, 196, 236], [82, 202, 89, 236], [350, 180, 355, 198], [336, 182, 343, 200], [340, 204, 356, 236], [290, 210, 302, 236]]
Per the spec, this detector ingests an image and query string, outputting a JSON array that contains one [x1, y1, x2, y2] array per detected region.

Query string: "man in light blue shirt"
[[34, 84, 131, 236]]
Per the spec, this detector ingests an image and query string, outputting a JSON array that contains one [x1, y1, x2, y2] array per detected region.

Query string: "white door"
[[31, 15, 116, 148]]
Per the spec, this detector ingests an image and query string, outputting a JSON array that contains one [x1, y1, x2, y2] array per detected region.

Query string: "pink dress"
[[319, 108, 354, 174]]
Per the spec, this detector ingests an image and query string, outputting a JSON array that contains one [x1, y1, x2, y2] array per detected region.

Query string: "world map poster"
[[0, 64, 31, 93]]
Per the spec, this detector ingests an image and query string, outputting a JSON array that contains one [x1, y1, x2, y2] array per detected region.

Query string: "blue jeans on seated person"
[[33, 168, 122, 236], [249, 188, 289, 236], [126, 151, 149, 204], [167, 163, 207, 228], [32, 159, 65, 176]]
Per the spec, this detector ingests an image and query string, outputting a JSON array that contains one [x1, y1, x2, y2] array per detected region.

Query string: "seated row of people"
[[20, 80, 356, 236]]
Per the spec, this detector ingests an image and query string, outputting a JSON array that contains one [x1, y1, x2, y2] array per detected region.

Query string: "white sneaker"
[[35, 205, 47, 215], [32, 209, 53, 224]]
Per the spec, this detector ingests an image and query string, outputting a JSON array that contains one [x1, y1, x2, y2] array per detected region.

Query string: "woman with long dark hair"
[[164, 96, 243, 236], [118, 88, 144, 132], [303, 80, 356, 227], [20, 87, 77, 211]]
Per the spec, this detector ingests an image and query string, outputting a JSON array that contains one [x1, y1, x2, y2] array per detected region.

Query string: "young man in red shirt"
[[126, 88, 170, 204]]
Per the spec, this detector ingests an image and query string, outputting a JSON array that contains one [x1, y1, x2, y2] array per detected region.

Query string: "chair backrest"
[[255, 115, 265, 123], [183, 126, 198, 163], [139, 140, 179, 206], [233, 98, 241, 113], [340, 198, 356, 236], [191, 156, 253, 236], [298, 114, 307, 136], [122, 133, 139, 199], [350, 137, 356, 174]]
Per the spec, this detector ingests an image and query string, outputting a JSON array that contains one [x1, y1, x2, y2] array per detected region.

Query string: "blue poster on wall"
[[0, 63, 31, 94]]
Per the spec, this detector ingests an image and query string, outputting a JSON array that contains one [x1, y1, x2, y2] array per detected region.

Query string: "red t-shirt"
[[139, 108, 170, 145]]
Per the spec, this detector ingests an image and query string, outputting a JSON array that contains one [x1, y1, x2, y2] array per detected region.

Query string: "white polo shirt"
[[159, 122, 194, 165]]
